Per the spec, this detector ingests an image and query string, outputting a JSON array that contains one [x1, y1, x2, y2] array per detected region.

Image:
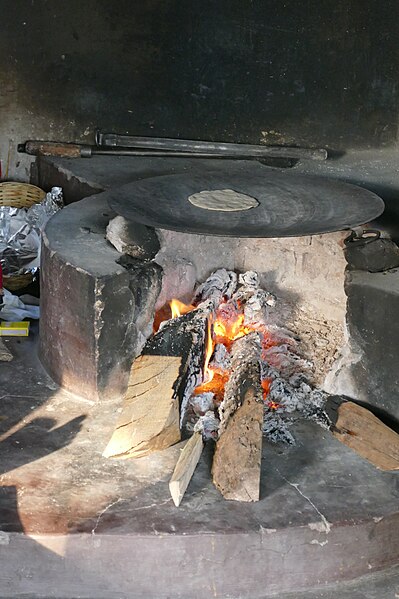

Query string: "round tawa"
[[108, 168, 385, 237]]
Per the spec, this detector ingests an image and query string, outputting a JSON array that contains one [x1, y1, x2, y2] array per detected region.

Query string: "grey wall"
[[1, 0, 399, 180]]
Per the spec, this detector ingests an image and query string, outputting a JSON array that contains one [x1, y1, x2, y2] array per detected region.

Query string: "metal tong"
[[19, 132, 327, 161]]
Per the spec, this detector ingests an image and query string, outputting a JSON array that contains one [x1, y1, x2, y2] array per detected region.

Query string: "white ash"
[[194, 268, 237, 308], [263, 413, 296, 445], [190, 392, 215, 416], [262, 345, 313, 378], [244, 289, 276, 326], [209, 343, 231, 373], [194, 410, 220, 441], [238, 270, 259, 288], [233, 272, 276, 318], [262, 372, 330, 443], [267, 376, 323, 413], [233, 271, 259, 303], [260, 360, 280, 381], [229, 330, 262, 366]]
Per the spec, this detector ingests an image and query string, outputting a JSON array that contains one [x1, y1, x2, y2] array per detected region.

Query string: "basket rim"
[[0, 181, 45, 192]]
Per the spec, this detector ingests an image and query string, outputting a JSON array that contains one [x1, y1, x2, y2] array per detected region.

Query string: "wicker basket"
[[0, 182, 45, 291]]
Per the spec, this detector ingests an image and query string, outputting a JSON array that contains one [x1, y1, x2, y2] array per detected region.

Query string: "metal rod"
[[20, 141, 309, 161], [95, 131, 328, 161], [91, 149, 286, 160]]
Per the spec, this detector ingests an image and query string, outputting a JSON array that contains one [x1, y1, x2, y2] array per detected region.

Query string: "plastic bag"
[[0, 289, 40, 321], [0, 187, 63, 275]]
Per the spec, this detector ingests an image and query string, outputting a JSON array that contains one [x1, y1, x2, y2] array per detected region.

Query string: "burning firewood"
[[218, 332, 263, 433], [212, 333, 264, 502], [103, 269, 237, 459]]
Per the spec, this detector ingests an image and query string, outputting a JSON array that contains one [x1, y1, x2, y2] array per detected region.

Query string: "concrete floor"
[[278, 565, 399, 599], [0, 325, 398, 598]]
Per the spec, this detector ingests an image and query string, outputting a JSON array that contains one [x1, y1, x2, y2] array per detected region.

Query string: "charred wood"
[[218, 332, 263, 434]]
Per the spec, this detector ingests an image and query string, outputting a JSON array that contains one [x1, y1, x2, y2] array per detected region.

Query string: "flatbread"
[[187, 188, 259, 212]]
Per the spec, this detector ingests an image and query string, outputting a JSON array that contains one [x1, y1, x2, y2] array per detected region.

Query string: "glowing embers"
[[151, 268, 318, 449]]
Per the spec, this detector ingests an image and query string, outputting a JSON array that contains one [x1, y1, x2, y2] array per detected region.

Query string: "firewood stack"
[[103, 269, 399, 506]]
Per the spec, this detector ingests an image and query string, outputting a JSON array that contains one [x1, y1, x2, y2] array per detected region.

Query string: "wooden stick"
[[169, 431, 204, 507], [325, 397, 399, 471]]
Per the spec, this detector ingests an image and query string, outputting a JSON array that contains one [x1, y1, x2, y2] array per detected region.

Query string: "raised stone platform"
[[0, 328, 398, 598], [40, 193, 161, 401]]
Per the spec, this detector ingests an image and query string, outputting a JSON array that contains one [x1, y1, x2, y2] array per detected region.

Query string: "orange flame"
[[261, 378, 272, 397], [262, 378, 280, 410], [170, 299, 195, 319], [203, 318, 215, 384], [194, 372, 228, 402], [213, 312, 253, 348]]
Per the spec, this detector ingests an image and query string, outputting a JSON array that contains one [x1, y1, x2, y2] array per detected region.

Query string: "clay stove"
[[2, 155, 395, 598]]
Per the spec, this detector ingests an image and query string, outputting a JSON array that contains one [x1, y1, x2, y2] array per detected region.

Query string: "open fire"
[[150, 269, 326, 450], [103, 268, 399, 507], [157, 296, 279, 411]]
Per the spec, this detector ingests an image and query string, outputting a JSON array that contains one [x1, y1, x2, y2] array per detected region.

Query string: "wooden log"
[[212, 384, 264, 501], [0, 339, 13, 362], [325, 397, 399, 471], [212, 332, 264, 501], [218, 332, 262, 434], [103, 354, 181, 458], [169, 431, 204, 507]]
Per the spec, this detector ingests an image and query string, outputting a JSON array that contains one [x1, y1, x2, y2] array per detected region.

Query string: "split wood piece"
[[326, 397, 399, 471], [212, 384, 264, 502], [103, 354, 181, 458], [169, 431, 204, 507], [0, 339, 13, 362], [146, 309, 209, 428], [104, 308, 209, 458]]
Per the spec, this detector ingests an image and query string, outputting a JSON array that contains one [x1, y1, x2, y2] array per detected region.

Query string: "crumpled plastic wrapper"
[[0, 289, 40, 321], [0, 187, 63, 275]]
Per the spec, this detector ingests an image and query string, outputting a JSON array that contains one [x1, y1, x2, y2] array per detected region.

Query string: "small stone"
[[106, 215, 160, 259]]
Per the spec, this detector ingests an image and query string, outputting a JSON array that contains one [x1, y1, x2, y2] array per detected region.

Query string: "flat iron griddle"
[[108, 168, 384, 237]]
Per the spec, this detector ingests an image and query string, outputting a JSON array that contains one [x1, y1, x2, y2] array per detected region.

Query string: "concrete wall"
[[1, 0, 399, 181]]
